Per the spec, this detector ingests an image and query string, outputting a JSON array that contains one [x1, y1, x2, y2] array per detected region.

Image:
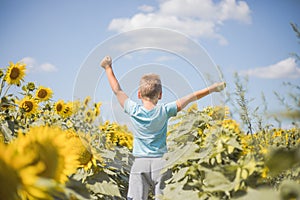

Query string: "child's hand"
[[100, 56, 112, 69], [209, 82, 226, 92]]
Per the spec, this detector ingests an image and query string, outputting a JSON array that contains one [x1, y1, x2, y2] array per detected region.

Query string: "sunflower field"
[[0, 60, 300, 200]]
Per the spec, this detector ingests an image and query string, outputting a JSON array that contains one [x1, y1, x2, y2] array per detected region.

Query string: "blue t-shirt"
[[124, 99, 178, 157]]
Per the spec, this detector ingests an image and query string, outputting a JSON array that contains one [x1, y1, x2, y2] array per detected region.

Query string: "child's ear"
[[158, 92, 162, 100], [138, 90, 142, 99]]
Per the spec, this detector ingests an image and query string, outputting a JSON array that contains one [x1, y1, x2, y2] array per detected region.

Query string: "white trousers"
[[127, 157, 171, 200]]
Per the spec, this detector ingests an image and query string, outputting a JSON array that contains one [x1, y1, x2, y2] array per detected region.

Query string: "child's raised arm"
[[100, 56, 128, 108], [176, 82, 226, 112]]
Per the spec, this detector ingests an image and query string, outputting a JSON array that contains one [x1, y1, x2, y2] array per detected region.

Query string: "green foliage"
[[2, 26, 300, 198], [160, 107, 300, 200]]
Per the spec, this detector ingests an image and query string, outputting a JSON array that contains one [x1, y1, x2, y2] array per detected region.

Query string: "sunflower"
[[26, 82, 36, 91], [202, 106, 229, 120], [19, 96, 39, 116], [72, 100, 81, 113], [84, 109, 96, 123], [54, 100, 74, 118], [94, 102, 102, 117], [0, 131, 4, 143], [61, 101, 74, 118], [4, 62, 26, 86], [66, 131, 100, 170], [101, 121, 133, 150], [54, 100, 64, 115], [35, 86, 53, 102], [222, 119, 241, 134], [261, 166, 269, 178], [14, 126, 79, 183], [83, 96, 91, 108], [187, 103, 198, 113], [0, 141, 55, 200]]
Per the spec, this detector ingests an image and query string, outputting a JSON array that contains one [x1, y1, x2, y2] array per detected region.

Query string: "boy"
[[100, 56, 226, 200]]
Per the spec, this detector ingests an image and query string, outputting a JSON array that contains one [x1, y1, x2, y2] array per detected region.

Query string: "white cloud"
[[107, 28, 193, 54], [20, 57, 36, 71], [240, 57, 300, 79], [20, 57, 58, 73], [108, 0, 251, 45], [138, 5, 155, 12], [40, 63, 58, 72], [218, 0, 251, 23]]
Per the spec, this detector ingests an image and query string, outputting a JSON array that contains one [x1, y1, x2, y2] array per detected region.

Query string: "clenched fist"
[[100, 56, 112, 69], [209, 82, 226, 93]]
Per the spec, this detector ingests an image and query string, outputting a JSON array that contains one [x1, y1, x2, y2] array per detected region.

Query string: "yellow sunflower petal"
[[18, 96, 39, 117], [4, 62, 26, 86], [35, 86, 53, 102]]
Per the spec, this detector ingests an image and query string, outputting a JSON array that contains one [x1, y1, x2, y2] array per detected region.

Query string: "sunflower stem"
[[2, 85, 11, 97], [0, 79, 5, 97]]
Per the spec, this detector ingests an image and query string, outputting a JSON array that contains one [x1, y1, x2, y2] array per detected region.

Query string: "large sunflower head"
[[35, 86, 53, 102], [4, 62, 26, 86], [0, 143, 21, 200], [15, 126, 80, 183], [0, 140, 55, 200], [19, 96, 39, 117]]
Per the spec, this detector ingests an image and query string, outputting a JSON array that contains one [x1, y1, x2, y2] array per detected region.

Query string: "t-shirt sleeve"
[[165, 101, 178, 118], [124, 98, 137, 115]]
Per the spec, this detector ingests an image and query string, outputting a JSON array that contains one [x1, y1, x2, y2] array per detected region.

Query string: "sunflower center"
[[87, 111, 91, 117], [79, 149, 92, 165], [23, 101, 33, 112], [38, 89, 47, 99], [56, 104, 63, 112], [10, 68, 20, 80]]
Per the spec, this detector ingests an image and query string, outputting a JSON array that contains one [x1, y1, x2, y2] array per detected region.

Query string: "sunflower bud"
[[26, 82, 36, 91]]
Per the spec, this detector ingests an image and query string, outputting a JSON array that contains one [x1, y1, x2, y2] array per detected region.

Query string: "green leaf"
[[233, 188, 280, 200], [163, 142, 200, 173], [171, 167, 189, 183], [167, 112, 202, 144], [0, 122, 14, 141], [227, 137, 243, 150], [87, 180, 121, 197], [202, 169, 234, 192], [65, 178, 91, 200], [162, 183, 199, 200], [71, 168, 90, 181]]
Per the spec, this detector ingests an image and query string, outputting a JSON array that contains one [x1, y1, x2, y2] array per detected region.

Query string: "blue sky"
[[1, 0, 299, 127]]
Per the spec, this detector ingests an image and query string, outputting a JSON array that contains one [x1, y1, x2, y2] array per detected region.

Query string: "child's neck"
[[142, 99, 158, 110]]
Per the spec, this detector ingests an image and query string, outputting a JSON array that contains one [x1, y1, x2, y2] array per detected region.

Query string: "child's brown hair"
[[139, 73, 162, 100]]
